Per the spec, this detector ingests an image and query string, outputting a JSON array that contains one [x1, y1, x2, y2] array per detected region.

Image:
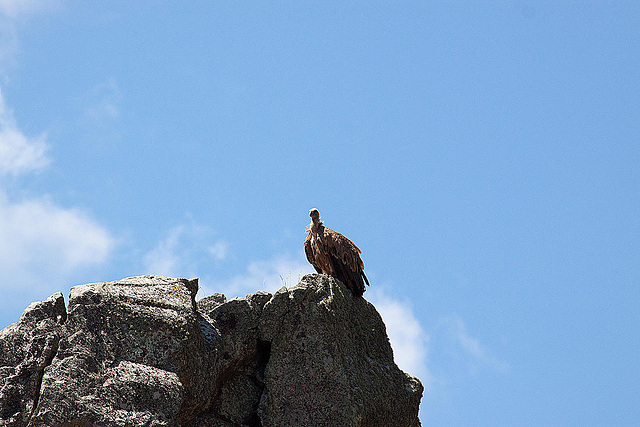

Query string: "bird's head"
[[309, 208, 320, 220]]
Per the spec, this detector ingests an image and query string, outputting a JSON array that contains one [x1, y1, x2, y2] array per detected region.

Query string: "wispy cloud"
[[143, 220, 229, 279], [208, 241, 228, 261], [0, 0, 58, 74], [0, 89, 50, 175], [0, 0, 57, 18], [143, 223, 313, 299], [0, 191, 114, 296], [76, 78, 123, 147], [0, 89, 113, 280], [0, 80, 113, 316], [438, 314, 510, 374], [368, 288, 431, 385], [143, 226, 183, 277], [198, 253, 314, 299], [83, 78, 122, 124]]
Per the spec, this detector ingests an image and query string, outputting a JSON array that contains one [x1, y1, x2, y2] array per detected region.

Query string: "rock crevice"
[[0, 274, 423, 426]]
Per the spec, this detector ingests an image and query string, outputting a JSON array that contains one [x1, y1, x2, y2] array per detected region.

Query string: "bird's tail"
[[362, 271, 370, 287]]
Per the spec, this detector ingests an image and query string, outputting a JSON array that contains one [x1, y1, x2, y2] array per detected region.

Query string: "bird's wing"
[[304, 233, 323, 274], [322, 227, 368, 295], [323, 227, 365, 273]]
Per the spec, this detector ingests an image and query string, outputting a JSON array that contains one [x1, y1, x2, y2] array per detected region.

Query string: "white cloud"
[[143, 225, 184, 277], [0, 89, 50, 175], [439, 314, 510, 374], [142, 221, 312, 299], [143, 221, 229, 279], [368, 288, 431, 385], [198, 253, 314, 299], [0, 191, 114, 289], [0, 83, 114, 315], [83, 78, 121, 123], [0, 88, 112, 279], [76, 78, 123, 148], [208, 241, 228, 261], [143, 225, 313, 300]]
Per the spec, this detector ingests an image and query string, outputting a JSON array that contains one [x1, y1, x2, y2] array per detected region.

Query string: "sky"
[[0, 1, 638, 425]]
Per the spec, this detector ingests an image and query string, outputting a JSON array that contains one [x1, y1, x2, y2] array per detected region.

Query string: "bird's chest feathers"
[[310, 230, 328, 256], [310, 233, 323, 251], [309, 233, 332, 274]]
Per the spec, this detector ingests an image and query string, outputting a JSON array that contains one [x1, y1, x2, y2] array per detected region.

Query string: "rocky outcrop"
[[0, 274, 423, 426], [0, 293, 66, 426]]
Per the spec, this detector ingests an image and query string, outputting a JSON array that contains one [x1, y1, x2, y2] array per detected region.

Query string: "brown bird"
[[304, 208, 370, 297]]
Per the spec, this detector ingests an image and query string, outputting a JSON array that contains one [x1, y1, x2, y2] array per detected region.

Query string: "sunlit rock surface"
[[0, 274, 423, 426]]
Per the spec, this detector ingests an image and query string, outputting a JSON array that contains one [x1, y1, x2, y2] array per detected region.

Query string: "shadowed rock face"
[[0, 274, 423, 426]]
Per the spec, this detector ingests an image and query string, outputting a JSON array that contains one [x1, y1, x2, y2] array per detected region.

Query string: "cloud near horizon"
[[0, 191, 115, 301], [197, 253, 315, 299], [143, 220, 230, 280], [0, 85, 114, 314], [367, 287, 431, 385], [0, 88, 114, 282]]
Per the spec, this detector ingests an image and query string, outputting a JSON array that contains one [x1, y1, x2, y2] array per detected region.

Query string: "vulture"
[[304, 208, 370, 297]]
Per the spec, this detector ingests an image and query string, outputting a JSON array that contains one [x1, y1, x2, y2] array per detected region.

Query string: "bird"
[[304, 208, 370, 297]]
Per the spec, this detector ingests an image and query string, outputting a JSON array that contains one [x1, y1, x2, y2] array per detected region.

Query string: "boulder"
[[28, 276, 209, 426], [0, 292, 66, 426], [257, 274, 423, 426], [0, 274, 423, 426]]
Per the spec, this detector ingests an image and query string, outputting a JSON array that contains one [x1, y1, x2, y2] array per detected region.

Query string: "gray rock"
[[28, 276, 210, 426], [0, 292, 66, 427], [258, 274, 423, 427], [0, 274, 423, 426], [196, 290, 273, 426]]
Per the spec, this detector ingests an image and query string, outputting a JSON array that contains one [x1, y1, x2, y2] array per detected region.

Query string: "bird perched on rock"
[[304, 208, 370, 297]]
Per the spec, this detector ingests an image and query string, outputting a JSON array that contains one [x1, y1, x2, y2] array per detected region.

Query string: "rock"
[[0, 274, 423, 426], [258, 275, 423, 427], [0, 292, 66, 427], [28, 276, 209, 426], [196, 289, 274, 426]]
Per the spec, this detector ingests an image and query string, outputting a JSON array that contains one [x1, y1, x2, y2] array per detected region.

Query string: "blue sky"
[[0, 1, 638, 425]]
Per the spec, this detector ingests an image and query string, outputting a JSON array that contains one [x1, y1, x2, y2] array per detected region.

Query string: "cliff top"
[[0, 274, 423, 426]]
